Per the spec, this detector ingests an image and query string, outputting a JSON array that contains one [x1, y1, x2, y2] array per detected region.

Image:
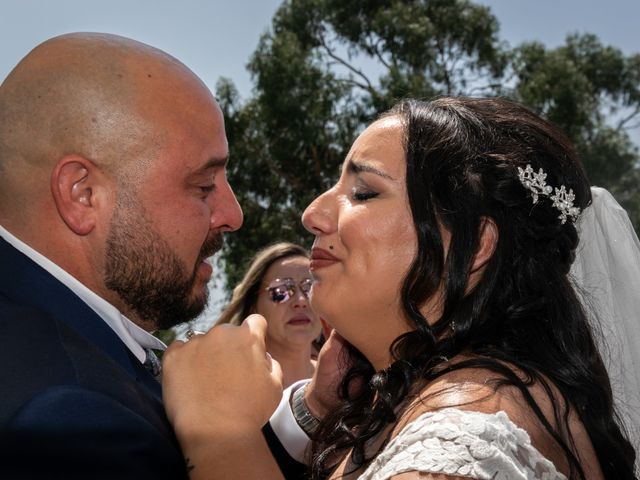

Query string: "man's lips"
[[310, 247, 339, 270], [198, 258, 213, 279], [195, 234, 223, 280]]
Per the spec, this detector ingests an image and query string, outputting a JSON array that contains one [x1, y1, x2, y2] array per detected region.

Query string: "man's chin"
[[184, 287, 209, 319], [151, 290, 209, 331]]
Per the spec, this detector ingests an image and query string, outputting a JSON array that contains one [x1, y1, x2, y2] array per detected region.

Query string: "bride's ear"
[[470, 216, 498, 274]]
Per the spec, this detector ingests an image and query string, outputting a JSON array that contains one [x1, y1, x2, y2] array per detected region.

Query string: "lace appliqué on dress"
[[358, 408, 567, 480]]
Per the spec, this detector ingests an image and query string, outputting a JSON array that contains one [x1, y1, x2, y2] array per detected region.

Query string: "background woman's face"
[[255, 255, 321, 349], [302, 116, 418, 369]]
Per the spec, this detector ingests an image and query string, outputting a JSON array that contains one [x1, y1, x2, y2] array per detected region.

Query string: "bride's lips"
[[310, 247, 339, 270]]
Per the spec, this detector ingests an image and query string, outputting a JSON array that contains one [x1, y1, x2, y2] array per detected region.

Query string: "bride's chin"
[[308, 295, 329, 321]]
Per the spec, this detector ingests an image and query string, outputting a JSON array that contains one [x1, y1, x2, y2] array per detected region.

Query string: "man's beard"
[[104, 193, 223, 330]]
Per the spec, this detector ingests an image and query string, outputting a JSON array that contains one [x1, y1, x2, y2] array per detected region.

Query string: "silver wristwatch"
[[291, 383, 320, 436]]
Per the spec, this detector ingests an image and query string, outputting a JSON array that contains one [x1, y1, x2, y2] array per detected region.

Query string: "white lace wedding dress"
[[358, 408, 566, 480]]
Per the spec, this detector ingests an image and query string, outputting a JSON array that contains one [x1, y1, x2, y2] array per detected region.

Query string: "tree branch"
[[318, 34, 376, 95], [435, 37, 453, 95], [617, 105, 640, 131], [331, 73, 371, 92], [368, 36, 391, 70]]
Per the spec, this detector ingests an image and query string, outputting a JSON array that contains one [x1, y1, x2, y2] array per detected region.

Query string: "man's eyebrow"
[[346, 159, 396, 181], [193, 156, 229, 174]]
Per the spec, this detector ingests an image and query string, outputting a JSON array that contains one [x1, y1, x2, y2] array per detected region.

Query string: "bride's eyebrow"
[[346, 159, 396, 181]]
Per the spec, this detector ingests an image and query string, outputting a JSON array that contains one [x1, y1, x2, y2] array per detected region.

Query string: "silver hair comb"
[[517, 164, 581, 224]]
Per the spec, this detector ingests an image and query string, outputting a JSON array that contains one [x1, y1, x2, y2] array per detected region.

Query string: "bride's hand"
[[161, 314, 283, 444], [305, 329, 353, 419]]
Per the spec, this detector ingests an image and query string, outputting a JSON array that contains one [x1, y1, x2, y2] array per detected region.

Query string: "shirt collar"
[[0, 224, 166, 363]]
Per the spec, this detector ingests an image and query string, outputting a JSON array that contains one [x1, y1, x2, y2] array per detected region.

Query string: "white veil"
[[570, 187, 640, 457]]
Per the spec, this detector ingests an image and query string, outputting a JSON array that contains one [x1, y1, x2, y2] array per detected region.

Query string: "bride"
[[162, 97, 637, 479]]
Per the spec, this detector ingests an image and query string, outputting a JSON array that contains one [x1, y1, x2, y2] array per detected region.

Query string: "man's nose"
[[211, 180, 243, 232]]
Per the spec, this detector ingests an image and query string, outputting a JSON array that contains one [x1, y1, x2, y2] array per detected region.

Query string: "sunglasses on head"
[[264, 277, 313, 304]]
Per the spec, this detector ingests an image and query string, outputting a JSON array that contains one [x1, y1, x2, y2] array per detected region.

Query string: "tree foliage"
[[217, 0, 640, 290], [511, 34, 640, 214]]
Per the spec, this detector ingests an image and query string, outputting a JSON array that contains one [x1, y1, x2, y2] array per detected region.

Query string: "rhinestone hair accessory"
[[517, 164, 581, 224]]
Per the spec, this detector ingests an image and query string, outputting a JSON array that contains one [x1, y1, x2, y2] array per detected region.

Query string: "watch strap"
[[291, 383, 320, 436]]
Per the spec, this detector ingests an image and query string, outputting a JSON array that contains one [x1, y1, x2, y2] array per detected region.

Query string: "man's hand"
[[162, 314, 283, 443]]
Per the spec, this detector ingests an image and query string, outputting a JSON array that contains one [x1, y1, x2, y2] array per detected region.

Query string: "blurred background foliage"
[[215, 0, 640, 291]]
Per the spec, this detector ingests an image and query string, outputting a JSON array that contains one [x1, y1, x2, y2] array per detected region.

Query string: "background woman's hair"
[[216, 242, 309, 326], [311, 97, 636, 480]]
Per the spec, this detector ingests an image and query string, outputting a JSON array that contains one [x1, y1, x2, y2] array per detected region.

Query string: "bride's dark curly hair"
[[310, 97, 636, 479]]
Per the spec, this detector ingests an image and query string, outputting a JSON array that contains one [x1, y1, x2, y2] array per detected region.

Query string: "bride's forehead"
[[341, 118, 405, 172], [359, 116, 403, 142]]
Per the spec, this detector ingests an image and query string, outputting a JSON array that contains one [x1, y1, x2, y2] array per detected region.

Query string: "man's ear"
[[470, 216, 498, 273], [50, 155, 100, 236]]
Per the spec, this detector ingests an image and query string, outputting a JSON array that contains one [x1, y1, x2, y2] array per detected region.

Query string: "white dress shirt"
[[270, 380, 312, 462]]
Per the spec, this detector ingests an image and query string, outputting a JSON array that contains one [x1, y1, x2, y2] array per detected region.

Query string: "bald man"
[[0, 33, 306, 479]]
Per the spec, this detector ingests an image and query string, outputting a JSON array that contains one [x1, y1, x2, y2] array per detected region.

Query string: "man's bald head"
[[0, 33, 238, 328], [0, 32, 218, 209]]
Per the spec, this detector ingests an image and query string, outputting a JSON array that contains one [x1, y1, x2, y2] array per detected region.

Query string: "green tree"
[[511, 34, 640, 215], [217, 0, 640, 290]]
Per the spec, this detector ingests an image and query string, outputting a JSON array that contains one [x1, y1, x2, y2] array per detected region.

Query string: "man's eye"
[[199, 185, 215, 194]]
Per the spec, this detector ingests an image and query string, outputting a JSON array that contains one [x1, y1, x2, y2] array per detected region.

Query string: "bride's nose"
[[302, 187, 337, 237]]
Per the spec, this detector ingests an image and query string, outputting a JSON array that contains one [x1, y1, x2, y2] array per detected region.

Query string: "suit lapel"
[[0, 238, 162, 399]]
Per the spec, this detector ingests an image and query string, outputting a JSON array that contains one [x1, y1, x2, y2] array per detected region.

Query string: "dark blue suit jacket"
[[0, 237, 187, 479], [0, 238, 307, 479]]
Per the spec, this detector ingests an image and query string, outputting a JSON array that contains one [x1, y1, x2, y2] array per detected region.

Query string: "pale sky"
[[2, 0, 638, 330], [2, 0, 639, 99]]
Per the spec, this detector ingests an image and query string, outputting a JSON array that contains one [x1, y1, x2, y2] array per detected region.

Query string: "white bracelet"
[[291, 383, 320, 436]]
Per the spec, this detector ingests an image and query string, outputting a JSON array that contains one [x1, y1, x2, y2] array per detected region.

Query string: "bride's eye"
[[351, 188, 379, 202]]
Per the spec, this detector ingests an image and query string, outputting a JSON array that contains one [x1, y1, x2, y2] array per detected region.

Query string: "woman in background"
[[217, 242, 321, 388]]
